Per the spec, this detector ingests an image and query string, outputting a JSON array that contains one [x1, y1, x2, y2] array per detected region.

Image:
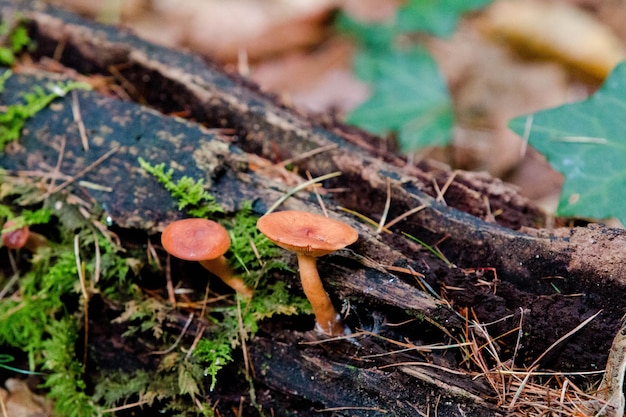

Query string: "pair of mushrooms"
[[161, 210, 358, 336]]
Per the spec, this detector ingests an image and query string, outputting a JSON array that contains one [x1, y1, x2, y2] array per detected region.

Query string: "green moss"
[[138, 157, 224, 217], [40, 318, 97, 417], [0, 153, 311, 415], [226, 200, 290, 287], [0, 19, 31, 66], [0, 70, 91, 151], [93, 357, 216, 417], [0, 176, 133, 415]]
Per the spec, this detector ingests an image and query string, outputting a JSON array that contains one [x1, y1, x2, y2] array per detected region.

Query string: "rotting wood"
[[8, 0, 626, 297], [2, 1, 626, 415], [0, 71, 488, 415]]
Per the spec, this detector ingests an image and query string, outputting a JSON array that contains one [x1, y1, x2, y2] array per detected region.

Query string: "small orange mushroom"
[[257, 210, 358, 336], [161, 218, 253, 299], [1, 221, 47, 252]]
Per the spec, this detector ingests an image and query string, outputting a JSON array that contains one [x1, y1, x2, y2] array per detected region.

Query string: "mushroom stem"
[[296, 254, 345, 336], [23, 231, 47, 252], [199, 256, 253, 299]]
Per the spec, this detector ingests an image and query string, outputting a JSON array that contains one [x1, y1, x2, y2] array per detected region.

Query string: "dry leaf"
[[2, 379, 52, 417], [479, 0, 626, 79]]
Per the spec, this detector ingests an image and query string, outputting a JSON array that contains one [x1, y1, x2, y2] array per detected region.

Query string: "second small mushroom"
[[257, 210, 358, 336], [161, 218, 253, 299], [1, 221, 47, 252]]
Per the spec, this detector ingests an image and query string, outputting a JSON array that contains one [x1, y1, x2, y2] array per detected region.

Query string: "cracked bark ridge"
[[10, 0, 623, 293], [0, 71, 481, 415]]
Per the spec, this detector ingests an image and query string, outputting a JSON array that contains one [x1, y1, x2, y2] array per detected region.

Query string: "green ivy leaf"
[[347, 47, 453, 152], [397, 0, 494, 37], [509, 61, 626, 224]]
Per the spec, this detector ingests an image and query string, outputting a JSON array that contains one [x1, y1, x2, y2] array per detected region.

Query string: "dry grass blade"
[[338, 206, 392, 233], [529, 310, 601, 369], [0, 273, 19, 300], [433, 170, 458, 205], [383, 204, 426, 230], [265, 171, 341, 214], [237, 296, 251, 378], [101, 400, 150, 414], [461, 308, 610, 416], [39, 146, 119, 202], [47, 134, 66, 195], [149, 313, 194, 356], [164, 254, 177, 307], [277, 143, 338, 168], [306, 170, 328, 217], [376, 178, 391, 234], [74, 234, 89, 366], [315, 406, 388, 413], [71, 90, 89, 151]]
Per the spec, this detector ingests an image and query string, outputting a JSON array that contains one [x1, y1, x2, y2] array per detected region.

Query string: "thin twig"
[[164, 254, 177, 307], [490, 369, 604, 377], [511, 308, 524, 367], [236, 297, 251, 377], [378, 361, 472, 377], [0, 273, 19, 300], [338, 207, 392, 233], [93, 231, 101, 283], [361, 342, 470, 359], [47, 134, 67, 195], [315, 406, 388, 413], [277, 143, 338, 168], [11, 169, 72, 180], [249, 239, 264, 268], [146, 239, 161, 270], [72, 90, 89, 151], [199, 281, 211, 321], [42, 146, 119, 199], [529, 310, 601, 369], [376, 178, 392, 234], [383, 264, 425, 279], [306, 170, 328, 217], [150, 313, 194, 355], [265, 171, 341, 214], [383, 204, 427, 230], [185, 323, 206, 360], [434, 170, 458, 204], [101, 400, 150, 414], [74, 234, 89, 366], [508, 365, 537, 410]]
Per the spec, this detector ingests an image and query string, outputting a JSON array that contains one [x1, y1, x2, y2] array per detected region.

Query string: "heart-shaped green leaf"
[[509, 61, 626, 224]]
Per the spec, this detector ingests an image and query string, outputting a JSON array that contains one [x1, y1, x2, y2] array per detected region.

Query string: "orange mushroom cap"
[[2, 221, 30, 250], [256, 211, 358, 257], [161, 218, 231, 261]]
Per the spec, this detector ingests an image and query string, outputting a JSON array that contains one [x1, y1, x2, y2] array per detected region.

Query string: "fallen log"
[[1, 1, 625, 415]]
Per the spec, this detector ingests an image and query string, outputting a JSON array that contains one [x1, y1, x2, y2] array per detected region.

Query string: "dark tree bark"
[[1, 1, 625, 415]]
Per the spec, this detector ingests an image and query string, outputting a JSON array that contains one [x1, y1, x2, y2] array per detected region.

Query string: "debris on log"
[[1, 1, 626, 415]]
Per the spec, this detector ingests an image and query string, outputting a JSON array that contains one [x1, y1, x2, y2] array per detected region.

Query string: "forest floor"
[[2, 1, 626, 416]]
